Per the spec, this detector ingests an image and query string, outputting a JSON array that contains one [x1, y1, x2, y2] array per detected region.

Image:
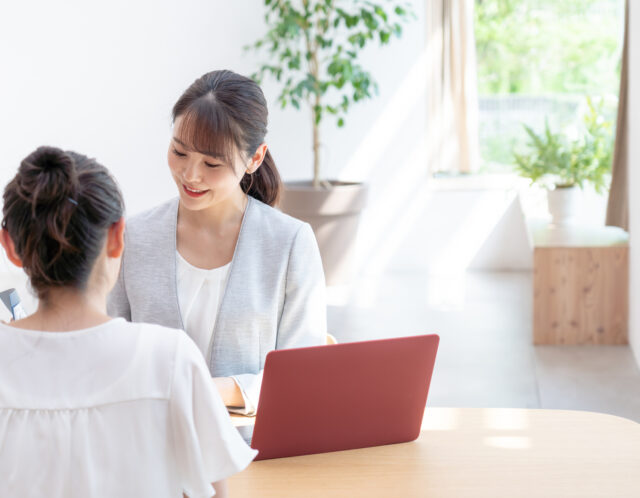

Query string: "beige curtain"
[[606, 0, 629, 230], [427, 0, 480, 174]]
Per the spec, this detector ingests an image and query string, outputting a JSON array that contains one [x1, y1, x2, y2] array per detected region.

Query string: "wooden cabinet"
[[532, 224, 629, 345]]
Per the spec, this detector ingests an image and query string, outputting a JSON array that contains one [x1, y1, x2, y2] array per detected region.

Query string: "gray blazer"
[[107, 196, 327, 414]]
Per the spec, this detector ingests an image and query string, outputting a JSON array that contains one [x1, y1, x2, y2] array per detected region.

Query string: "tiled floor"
[[327, 270, 640, 423]]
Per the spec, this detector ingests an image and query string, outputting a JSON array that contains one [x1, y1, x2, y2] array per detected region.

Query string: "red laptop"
[[248, 334, 439, 460]]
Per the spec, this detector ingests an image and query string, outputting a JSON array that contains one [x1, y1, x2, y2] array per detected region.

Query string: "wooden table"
[[531, 223, 629, 344], [230, 407, 640, 497]]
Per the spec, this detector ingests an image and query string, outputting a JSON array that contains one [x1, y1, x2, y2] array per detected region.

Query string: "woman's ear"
[[106, 217, 125, 259], [0, 229, 23, 268], [246, 143, 268, 174]]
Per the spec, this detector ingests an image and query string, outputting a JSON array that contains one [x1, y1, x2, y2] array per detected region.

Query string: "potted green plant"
[[513, 98, 614, 226], [248, 0, 412, 284]]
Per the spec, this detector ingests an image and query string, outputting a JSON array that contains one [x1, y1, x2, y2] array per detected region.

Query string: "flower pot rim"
[[284, 180, 366, 191], [280, 180, 368, 216], [550, 184, 578, 190]]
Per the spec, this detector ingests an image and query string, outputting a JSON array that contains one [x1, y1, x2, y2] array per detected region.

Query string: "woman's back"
[[0, 317, 255, 497]]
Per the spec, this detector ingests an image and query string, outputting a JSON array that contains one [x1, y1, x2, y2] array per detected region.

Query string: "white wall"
[[0, 1, 425, 213], [0, 0, 266, 215], [0, 0, 432, 285], [628, 1, 640, 367]]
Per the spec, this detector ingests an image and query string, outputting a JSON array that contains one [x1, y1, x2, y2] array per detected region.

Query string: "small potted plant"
[[513, 98, 614, 226], [248, 0, 412, 284]]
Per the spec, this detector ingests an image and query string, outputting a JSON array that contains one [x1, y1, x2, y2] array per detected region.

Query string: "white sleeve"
[[228, 374, 258, 415], [169, 334, 257, 497]]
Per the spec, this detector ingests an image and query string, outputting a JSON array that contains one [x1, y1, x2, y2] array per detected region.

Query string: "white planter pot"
[[547, 186, 580, 226]]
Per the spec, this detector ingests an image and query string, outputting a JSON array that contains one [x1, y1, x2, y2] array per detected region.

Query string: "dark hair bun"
[[29, 146, 74, 172], [19, 146, 79, 213], [2, 146, 124, 299]]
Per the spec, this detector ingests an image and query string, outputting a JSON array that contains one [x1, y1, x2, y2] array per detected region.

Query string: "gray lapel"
[[167, 198, 184, 331], [143, 197, 182, 331], [207, 196, 257, 372]]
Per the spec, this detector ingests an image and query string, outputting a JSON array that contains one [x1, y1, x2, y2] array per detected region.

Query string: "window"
[[474, 0, 624, 174]]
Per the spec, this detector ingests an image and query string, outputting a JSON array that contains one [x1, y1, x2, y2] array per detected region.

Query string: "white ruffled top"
[[0, 318, 256, 497], [176, 251, 231, 359]]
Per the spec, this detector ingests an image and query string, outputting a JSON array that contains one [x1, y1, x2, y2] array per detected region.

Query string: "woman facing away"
[[107, 70, 327, 414], [0, 146, 256, 497]]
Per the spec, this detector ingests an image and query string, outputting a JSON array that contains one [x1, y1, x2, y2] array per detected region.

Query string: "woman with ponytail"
[[108, 70, 327, 414], [0, 146, 256, 497]]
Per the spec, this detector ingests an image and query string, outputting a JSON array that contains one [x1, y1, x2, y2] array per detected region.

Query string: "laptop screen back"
[[251, 334, 439, 460]]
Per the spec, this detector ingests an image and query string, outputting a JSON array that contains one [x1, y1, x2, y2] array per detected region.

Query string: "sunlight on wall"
[[357, 180, 431, 275], [333, 46, 431, 282], [337, 47, 430, 182], [321, 44, 431, 308], [430, 191, 516, 272]]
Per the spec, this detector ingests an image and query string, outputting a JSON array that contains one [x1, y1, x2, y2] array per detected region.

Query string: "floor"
[[327, 271, 640, 423]]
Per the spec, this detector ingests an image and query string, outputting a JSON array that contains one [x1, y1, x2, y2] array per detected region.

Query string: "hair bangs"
[[175, 98, 238, 165]]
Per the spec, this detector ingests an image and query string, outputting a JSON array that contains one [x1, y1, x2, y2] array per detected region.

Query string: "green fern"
[[512, 97, 614, 193]]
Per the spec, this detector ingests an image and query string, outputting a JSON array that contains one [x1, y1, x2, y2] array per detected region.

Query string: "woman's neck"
[[178, 190, 248, 232], [8, 287, 111, 332]]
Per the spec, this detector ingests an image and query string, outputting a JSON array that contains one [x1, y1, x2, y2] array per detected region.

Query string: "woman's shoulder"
[[115, 320, 202, 373], [126, 198, 178, 233], [116, 319, 184, 350], [98, 320, 208, 403], [126, 322, 213, 394], [122, 199, 178, 255]]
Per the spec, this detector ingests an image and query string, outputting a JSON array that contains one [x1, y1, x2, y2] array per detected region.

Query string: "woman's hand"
[[212, 376, 245, 408]]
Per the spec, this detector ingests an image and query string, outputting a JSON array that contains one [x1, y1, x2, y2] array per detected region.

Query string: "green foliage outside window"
[[475, 0, 621, 95], [474, 0, 622, 173]]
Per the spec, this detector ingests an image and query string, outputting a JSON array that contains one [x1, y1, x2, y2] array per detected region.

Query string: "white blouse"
[[176, 252, 254, 414], [176, 251, 230, 359], [0, 319, 257, 498]]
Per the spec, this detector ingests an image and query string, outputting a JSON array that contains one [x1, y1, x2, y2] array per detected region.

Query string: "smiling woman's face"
[[168, 115, 247, 211]]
